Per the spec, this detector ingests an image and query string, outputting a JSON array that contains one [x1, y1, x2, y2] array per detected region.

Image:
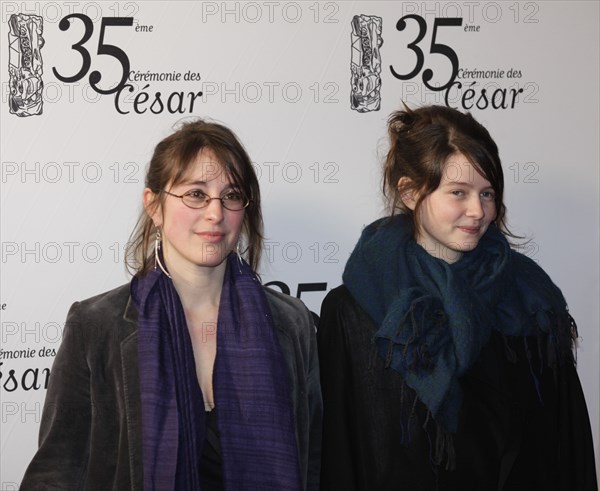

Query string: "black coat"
[[317, 285, 597, 491]]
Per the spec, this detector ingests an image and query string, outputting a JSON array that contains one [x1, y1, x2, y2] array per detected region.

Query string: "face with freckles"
[[145, 149, 245, 274], [402, 153, 497, 263]]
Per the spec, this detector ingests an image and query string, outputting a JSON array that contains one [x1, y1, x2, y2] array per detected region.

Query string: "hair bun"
[[389, 110, 415, 133]]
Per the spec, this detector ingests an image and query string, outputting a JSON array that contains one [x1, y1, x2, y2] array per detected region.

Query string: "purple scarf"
[[131, 253, 301, 490]]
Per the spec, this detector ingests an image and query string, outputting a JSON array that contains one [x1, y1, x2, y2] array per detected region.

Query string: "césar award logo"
[[350, 14, 383, 113], [8, 13, 45, 117]]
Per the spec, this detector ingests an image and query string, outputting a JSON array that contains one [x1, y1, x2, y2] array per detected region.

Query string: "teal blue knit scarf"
[[343, 214, 574, 433]]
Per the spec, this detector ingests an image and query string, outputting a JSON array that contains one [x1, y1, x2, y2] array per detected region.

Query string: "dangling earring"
[[154, 229, 172, 279], [235, 241, 244, 273], [236, 242, 243, 263]]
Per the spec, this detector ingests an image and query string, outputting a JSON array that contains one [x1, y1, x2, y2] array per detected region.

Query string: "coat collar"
[[123, 295, 139, 326]]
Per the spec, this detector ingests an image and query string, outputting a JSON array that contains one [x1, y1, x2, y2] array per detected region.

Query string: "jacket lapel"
[[120, 296, 143, 490]]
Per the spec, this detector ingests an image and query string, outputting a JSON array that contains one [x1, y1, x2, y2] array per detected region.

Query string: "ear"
[[397, 177, 417, 211], [143, 188, 162, 227]]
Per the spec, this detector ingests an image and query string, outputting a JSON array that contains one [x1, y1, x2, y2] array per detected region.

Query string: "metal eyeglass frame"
[[162, 189, 250, 211]]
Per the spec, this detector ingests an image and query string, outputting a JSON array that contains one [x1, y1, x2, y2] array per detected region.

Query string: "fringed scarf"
[[132, 253, 302, 490], [343, 215, 575, 435]]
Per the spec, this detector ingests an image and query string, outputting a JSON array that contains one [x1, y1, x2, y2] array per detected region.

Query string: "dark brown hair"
[[126, 119, 263, 275], [383, 104, 509, 234]]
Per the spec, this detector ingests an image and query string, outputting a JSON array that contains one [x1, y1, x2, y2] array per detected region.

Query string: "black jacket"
[[21, 283, 322, 490], [318, 285, 597, 491]]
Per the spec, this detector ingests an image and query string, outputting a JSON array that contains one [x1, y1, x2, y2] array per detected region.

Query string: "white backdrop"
[[1, 1, 598, 487]]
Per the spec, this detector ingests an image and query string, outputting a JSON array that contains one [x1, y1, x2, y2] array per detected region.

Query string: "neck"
[[168, 259, 227, 313]]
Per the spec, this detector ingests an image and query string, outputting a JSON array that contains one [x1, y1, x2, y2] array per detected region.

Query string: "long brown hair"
[[126, 119, 263, 275]]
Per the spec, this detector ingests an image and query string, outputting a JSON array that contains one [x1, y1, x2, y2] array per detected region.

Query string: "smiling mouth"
[[458, 226, 480, 235], [196, 232, 226, 243]]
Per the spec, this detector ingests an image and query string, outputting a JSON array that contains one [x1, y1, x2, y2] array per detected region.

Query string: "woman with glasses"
[[21, 120, 322, 491], [317, 105, 597, 490]]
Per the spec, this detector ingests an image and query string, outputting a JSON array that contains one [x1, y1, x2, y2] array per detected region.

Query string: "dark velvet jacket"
[[318, 285, 597, 491], [20, 283, 322, 491]]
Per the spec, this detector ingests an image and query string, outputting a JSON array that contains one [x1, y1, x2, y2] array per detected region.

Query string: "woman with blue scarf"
[[21, 120, 322, 490], [317, 105, 596, 490]]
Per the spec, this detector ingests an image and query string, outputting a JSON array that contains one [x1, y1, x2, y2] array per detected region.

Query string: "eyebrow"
[[443, 180, 493, 187], [179, 179, 238, 191]]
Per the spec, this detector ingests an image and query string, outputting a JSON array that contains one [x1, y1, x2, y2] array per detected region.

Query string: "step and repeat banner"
[[1, 1, 598, 486]]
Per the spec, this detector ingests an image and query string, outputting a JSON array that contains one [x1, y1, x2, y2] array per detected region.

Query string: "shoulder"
[[70, 283, 132, 322], [51, 283, 135, 365], [318, 285, 378, 345], [75, 283, 131, 310], [510, 248, 559, 286], [509, 249, 567, 306], [263, 285, 313, 325], [322, 284, 354, 307], [320, 284, 367, 321], [63, 283, 136, 347], [263, 286, 315, 339]]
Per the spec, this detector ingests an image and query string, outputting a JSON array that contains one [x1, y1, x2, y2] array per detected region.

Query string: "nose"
[[204, 197, 224, 222], [466, 195, 485, 219]]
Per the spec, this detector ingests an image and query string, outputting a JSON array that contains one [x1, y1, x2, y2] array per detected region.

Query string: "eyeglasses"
[[163, 189, 250, 211]]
